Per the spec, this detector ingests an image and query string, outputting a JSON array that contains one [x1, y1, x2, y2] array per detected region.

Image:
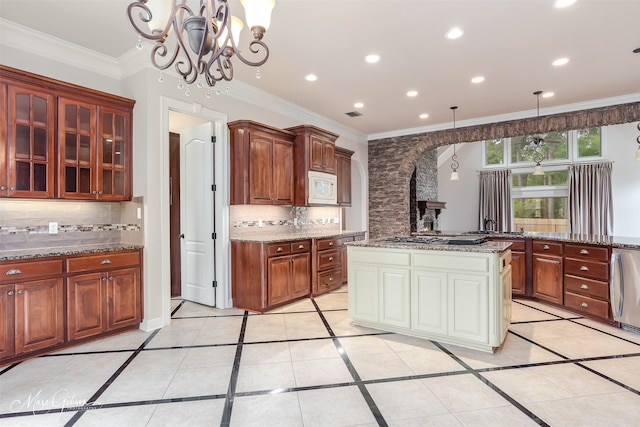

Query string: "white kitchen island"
[[347, 238, 512, 352]]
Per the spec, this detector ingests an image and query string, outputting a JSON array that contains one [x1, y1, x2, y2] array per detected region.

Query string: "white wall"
[[437, 122, 640, 237]]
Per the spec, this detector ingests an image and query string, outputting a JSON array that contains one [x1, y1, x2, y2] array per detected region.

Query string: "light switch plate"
[[48, 222, 58, 234]]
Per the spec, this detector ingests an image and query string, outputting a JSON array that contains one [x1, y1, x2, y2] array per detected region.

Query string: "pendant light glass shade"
[[533, 163, 545, 175], [450, 170, 460, 181]]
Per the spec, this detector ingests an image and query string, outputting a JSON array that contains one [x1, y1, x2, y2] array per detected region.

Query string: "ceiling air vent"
[[345, 111, 363, 117]]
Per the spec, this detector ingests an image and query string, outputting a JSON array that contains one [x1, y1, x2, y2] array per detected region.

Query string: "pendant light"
[[636, 122, 640, 161], [450, 106, 460, 181], [531, 91, 545, 175]]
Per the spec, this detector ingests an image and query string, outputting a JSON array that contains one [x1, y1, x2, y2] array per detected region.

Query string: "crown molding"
[[369, 93, 640, 141], [0, 18, 121, 80]]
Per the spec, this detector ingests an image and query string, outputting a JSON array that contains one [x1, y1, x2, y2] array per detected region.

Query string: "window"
[[482, 127, 603, 233]]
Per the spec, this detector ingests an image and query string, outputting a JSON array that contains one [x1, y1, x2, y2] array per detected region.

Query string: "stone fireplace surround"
[[368, 101, 640, 239]]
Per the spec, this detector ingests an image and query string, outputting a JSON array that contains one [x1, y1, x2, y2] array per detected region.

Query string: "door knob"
[[179, 234, 185, 239]]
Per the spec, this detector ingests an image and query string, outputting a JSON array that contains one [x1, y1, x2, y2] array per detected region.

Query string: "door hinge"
[[212, 232, 217, 239], [211, 184, 216, 191], [211, 136, 216, 143], [212, 280, 217, 288]]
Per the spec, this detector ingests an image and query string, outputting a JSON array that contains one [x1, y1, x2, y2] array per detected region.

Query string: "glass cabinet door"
[[58, 99, 96, 198], [5, 86, 55, 198], [98, 108, 130, 200]]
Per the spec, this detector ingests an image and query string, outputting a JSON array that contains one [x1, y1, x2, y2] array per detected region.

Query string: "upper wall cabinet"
[[335, 146, 354, 207], [0, 65, 135, 201], [0, 83, 56, 198], [228, 120, 295, 205]]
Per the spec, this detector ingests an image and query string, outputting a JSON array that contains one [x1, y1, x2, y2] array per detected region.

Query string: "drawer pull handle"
[[7, 290, 14, 296], [580, 284, 589, 289], [100, 259, 112, 265], [580, 266, 589, 271], [329, 257, 334, 261], [581, 302, 588, 308], [298, 245, 304, 249], [329, 242, 334, 246], [580, 249, 589, 255], [6, 269, 22, 275], [277, 247, 283, 252], [543, 245, 550, 250]]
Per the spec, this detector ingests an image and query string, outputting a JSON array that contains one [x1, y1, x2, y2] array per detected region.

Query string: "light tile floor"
[[1, 286, 640, 426]]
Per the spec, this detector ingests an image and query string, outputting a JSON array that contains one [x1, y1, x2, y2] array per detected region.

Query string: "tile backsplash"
[[230, 205, 342, 237], [0, 198, 144, 251]]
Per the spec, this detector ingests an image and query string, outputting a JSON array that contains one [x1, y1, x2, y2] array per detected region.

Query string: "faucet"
[[483, 217, 497, 232]]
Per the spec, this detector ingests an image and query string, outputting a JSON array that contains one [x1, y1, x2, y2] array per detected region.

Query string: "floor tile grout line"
[[513, 299, 572, 319], [61, 329, 161, 426], [566, 318, 640, 347], [507, 330, 571, 360], [574, 361, 640, 395], [219, 310, 249, 427], [431, 341, 551, 427], [311, 298, 389, 427], [171, 300, 187, 316]]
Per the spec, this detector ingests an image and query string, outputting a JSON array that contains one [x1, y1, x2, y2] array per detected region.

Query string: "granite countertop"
[[0, 243, 144, 262], [229, 229, 367, 243], [416, 230, 640, 250], [348, 238, 512, 254]]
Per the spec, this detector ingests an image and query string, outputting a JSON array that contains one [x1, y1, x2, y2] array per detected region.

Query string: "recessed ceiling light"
[[553, 0, 577, 8], [354, 102, 364, 109], [552, 57, 569, 66], [471, 76, 485, 84], [304, 74, 318, 82], [419, 113, 429, 119], [445, 27, 464, 40], [365, 54, 380, 63], [406, 90, 418, 97], [542, 92, 555, 98]]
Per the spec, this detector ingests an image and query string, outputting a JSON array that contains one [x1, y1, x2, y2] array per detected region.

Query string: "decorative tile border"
[[0, 223, 141, 236], [233, 218, 340, 228]]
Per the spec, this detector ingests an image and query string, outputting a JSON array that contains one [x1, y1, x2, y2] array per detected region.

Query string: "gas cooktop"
[[383, 236, 487, 245]]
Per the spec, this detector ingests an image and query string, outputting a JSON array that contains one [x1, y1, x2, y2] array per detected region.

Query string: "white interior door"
[[180, 122, 216, 306]]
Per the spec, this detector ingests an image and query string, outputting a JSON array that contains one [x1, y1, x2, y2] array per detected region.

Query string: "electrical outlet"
[[258, 219, 264, 227], [136, 207, 142, 219], [48, 222, 58, 234]]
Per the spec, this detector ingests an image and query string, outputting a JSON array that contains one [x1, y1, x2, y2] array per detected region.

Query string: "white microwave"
[[308, 171, 337, 205]]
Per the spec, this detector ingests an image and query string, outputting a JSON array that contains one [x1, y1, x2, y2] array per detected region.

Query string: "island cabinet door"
[[411, 270, 448, 336], [348, 264, 379, 322], [447, 273, 489, 344], [378, 268, 411, 329]]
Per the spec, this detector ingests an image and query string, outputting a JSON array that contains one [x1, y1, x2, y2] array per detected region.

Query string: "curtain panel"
[[568, 162, 614, 236], [479, 169, 512, 232]]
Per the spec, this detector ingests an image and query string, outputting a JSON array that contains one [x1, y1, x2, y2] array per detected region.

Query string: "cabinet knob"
[[329, 257, 334, 261], [581, 302, 588, 308], [7, 290, 14, 296], [543, 245, 550, 250], [100, 259, 112, 265], [298, 245, 304, 249], [0, 185, 6, 190], [580, 249, 589, 255], [102, 277, 107, 281], [277, 247, 283, 252], [99, 191, 103, 195], [92, 190, 97, 194], [6, 268, 22, 275], [580, 266, 589, 271], [329, 277, 333, 281], [109, 276, 114, 281], [10, 186, 15, 191], [17, 289, 24, 294], [580, 284, 589, 289]]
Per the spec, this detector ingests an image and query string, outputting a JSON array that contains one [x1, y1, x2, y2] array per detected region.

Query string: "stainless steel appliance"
[[610, 248, 640, 333]]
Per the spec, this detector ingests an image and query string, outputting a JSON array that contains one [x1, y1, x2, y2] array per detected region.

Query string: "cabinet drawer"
[[267, 243, 291, 257], [67, 251, 140, 273], [317, 268, 341, 293], [533, 241, 563, 256], [317, 238, 341, 251], [564, 274, 609, 300], [0, 259, 62, 283], [318, 249, 341, 271], [564, 258, 608, 281], [290, 240, 311, 254], [564, 291, 610, 319], [504, 240, 525, 251], [564, 244, 608, 261]]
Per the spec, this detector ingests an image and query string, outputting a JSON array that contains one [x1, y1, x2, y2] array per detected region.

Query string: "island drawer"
[[66, 251, 140, 273], [317, 268, 341, 293], [317, 249, 341, 271], [533, 241, 563, 256], [564, 291, 610, 319], [564, 244, 608, 261], [1, 259, 63, 283], [317, 238, 341, 251], [564, 274, 609, 300], [564, 258, 608, 281]]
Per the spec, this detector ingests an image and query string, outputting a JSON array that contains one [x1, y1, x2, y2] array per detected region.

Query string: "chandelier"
[[529, 90, 546, 175], [126, 0, 276, 87]]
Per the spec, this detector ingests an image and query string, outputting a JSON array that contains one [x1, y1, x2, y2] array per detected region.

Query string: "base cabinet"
[[532, 241, 563, 305], [15, 278, 64, 355], [349, 246, 511, 352]]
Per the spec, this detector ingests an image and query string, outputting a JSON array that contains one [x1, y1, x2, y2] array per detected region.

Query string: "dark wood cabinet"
[[232, 239, 311, 312], [563, 243, 611, 320], [532, 240, 563, 305], [0, 284, 15, 360], [335, 146, 354, 207], [1, 82, 56, 198], [312, 237, 342, 296], [0, 65, 134, 201], [286, 124, 339, 206], [66, 251, 142, 341], [228, 120, 295, 205]]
